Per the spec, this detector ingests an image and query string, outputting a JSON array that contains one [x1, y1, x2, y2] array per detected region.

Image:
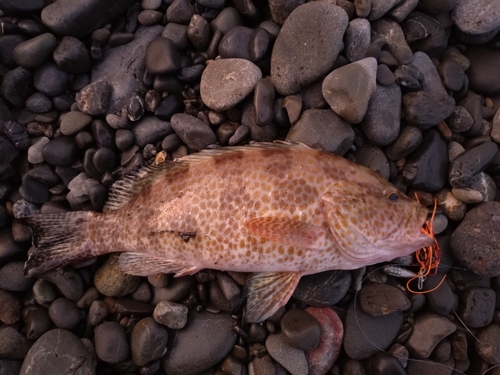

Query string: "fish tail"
[[23, 211, 98, 277]]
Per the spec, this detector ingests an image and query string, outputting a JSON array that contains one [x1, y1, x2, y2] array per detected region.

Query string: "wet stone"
[[42, 136, 79, 166], [266, 333, 308, 375], [40, 268, 84, 301], [161, 23, 189, 49], [139, 10, 163, 26], [466, 46, 500, 96], [406, 312, 456, 359], [452, 0, 500, 35], [155, 94, 184, 121], [0, 67, 35, 107], [446, 106, 473, 133], [253, 78, 275, 127], [280, 309, 321, 351], [241, 98, 278, 142], [53, 36, 92, 74], [33, 61, 70, 97], [376, 64, 396, 86], [94, 321, 130, 364], [365, 352, 406, 375], [13, 33, 57, 69], [25, 93, 53, 113], [89, 300, 108, 326], [424, 273, 455, 316], [286, 109, 354, 156], [162, 310, 236, 375], [438, 59, 465, 92], [170, 113, 217, 151], [270, 2, 348, 95], [152, 276, 195, 304], [437, 189, 467, 221], [153, 300, 188, 329], [452, 188, 483, 204], [358, 283, 411, 316], [166, 0, 193, 24], [449, 142, 498, 188], [372, 18, 413, 65], [354, 144, 390, 180], [76, 80, 111, 116], [48, 297, 83, 330], [459, 287, 496, 329], [211, 7, 244, 34], [219, 26, 252, 60], [94, 254, 141, 297]]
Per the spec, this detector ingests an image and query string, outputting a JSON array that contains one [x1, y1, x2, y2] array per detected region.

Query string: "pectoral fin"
[[243, 217, 326, 249], [244, 272, 301, 323], [118, 252, 200, 277]]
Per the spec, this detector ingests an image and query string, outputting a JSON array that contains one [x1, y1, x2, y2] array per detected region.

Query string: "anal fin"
[[118, 252, 200, 277], [244, 272, 301, 323]]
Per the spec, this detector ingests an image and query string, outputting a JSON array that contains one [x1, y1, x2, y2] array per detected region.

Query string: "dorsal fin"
[[103, 141, 312, 212]]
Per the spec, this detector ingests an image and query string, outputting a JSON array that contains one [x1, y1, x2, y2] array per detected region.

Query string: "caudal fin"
[[23, 211, 96, 277]]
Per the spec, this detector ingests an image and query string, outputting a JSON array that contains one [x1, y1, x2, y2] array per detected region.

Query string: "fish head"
[[322, 179, 433, 267]]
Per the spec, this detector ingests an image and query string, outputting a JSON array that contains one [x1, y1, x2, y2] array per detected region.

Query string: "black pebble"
[[145, 37, 181, 74], [161, 133, 182, 151], [25, 306, 52, 340], [92, 120, 115, 149], [33, 61, 71, 97], [88, 182, 108, 211], [19, 177, 49, 205], [155, 94, 184, 121], [93, 147, 117, 173], [0, 67, 35, 107], [53, 36, 92, 74], [218, 26, 253, 60], [115, 129, 135, 151], [42, 136, 79, 166], [4, 121, 31, 150]]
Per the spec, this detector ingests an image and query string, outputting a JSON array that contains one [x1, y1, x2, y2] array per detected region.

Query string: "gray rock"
[[452, 0, 500, 35], [466, 46, 500, 96], [94, 321, 129, 364], [388, 0, 419, 22], [280, 309, 322, 351], [358, 283, 411, 316], [0, 289, 20, 325], [449, 142, 498, 188], [0, 261, 34, 292], [446, 106, 473, 133], [34, 61, 70, 97], [48, 298, 84, 330], [41, 0, 136, 37], [459, 287, 496, 328], [385, 126, 422, 161], [411, 51, 448, 95], [268, 0, 306, 25], [25, 92, 53, 113], [266, 333, 308, 375], [76, 80, 111, 116], [293, 270, 351, 306], [437, 188, 467, 221], [94, 253, 141, 297], [372, 18, 413, 65], [162, 311, 236, 375], [469, 173, 497, 202], [53, 36, 92, 74], [60, 111, 93, 135], [162, 23, 189, 49], [170, 113, 217, 151], [200, 58, 262, 111], [39, 268, 84, 301], [359, 83, 401, 146], [475, 324, 500, 365], [153, 300, 188, 329], [270, 2, 348, 95], [145, 37, 181, 74], [344, 18, 371, 63], [241, 98, 278, 142], [132, 116, 172, 148], [13, 33, 57, 69], [354, 144, 390, 180], [451, 188, 483, 204], [27, 137, 50, 164], [92, 25, 163, 115], [210, 7, 243, 34], [451, 202, 500, 277], [130, 317, 168, 366], [286, 109, 354, 155], [406, 312, 456, 359], [19, 329, 95, 374], [403, 91, 455, 129], [368, 0, 400, 20], [0, 327, 31, 360]]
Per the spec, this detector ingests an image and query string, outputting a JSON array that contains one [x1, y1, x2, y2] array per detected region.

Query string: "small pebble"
[[280, 309, 322, 351], [94, 321, 130, 364]]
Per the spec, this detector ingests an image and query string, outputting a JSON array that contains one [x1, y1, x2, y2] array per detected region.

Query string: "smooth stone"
[[411, 51, 448, 95], [162, 311, 236, 375], [115, 129, 135, 151], [344, 18, 370, 63], [452, 0, 500, 35], [42, 136, 79, 166], [145, 37, 181, 74], [358, 283, 411, 316], [343, 300, 403, 360], [34, 61, 70, 97], [132, 116, 172, 148], [60, 111, 93, 135], [76, 80, 111, 116], [151, 276, 196, 304], [449, 142, 498, 188], [0, 261, 34, 292], [3, 120, 30, 149], [289, 272, 344, 308], [19, 329, 95, 374], [394, 64, 422, 90], [270, 2, 348, 95], [1, 67, 35, 107], [452, 188, 484, 204], [53, 36, 91, 74], [0, 327, 32, 360], [92, 25, 163, 115], [385, 126, 422, 161], [365, 352, 406, 375], [161, 23, 189, 49], [210, 7, 243, 34], [253, 78, 275, 126], [372, 18, 413, 65], [249, 27, 272, 63], [476, 324, 500, 365], [403, 91, 455, 129], [94, 254, 141, 297], [446, 106, 473, 133], [25, 92, 53, 113], [404, 12, 447, 51], [41, 0, 136, 37], [48, 297, 83, 330], [403, 130, 448, 191], [322, 57, 377, 124], [170, 113, 217, 151], [94, 321, 130, 364], [88, 300, 108, 326], [266, 333, 308, 375], [13, 33, 57, 69], [424, 273, 455, 315], [161, 133, 182, 151], [359, 83, 401, 146], [0, 34, 26, 68], [165, 0, 193, 24], [131, 317, 168, 366], [91, 120, 114, 150], [0, 289, 20, 324], [451, 202, 500, 277], [187, 14, 210, 50], [25, 307, 52, 341], [218, 26, 252, 60], [469, 173, 496, 202], [492, 107, 500, 143], [438, 59, 465, 92], [459, 287, 496, 328], [153, 300, 188, 329], [228, 125, 250, 145], [406, 312, 456, 359], [28, 137, 50, 165], [138, 10, 163, 26], [286, 109, 354, 156], [268, 0, 305, 25], [354, 144, 390, 180], [466, 46, 500, 96], [200, 58, 262, 111], [154, 94, 184, 121], [280, 309, 322, 351]]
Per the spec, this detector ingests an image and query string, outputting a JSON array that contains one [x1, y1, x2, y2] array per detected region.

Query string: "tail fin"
[[23, 211, 96, 277]]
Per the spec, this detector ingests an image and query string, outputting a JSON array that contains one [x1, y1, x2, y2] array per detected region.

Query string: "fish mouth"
[[413, 205, 434, 247]]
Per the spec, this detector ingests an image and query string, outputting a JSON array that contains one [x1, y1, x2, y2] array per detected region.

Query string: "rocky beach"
[[1, 0, 500, 374]]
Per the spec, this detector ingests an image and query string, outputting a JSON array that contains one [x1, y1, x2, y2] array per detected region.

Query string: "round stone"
[[145, 37, 181, 74], [153, 300, 188, 329], [33, 61, 71, 97], [385, 126, 422, 161], [170, 113, 217, 151], [53, 36, 92, 74], [280, 309, 322, 351], [403, 91, 456, 128], [132, 116, 172, 148], [94, 254, 141, 297], [0, 261, 34, 292], [452, 0, 500, 35], [94, 321, 130, 364], [292, 270, 351, 307], [42, 136, 79, 166], [200, 58, 262, 111], [358, 283, 411, 316], [25, 92, 53, 113], [76, 80, 112, 116], [344, 18, 371, 63], [266, 333, 308, 375], [48, 298, 83, 330], [131, 317, 168, 366], [449, 142, 498, 188], [13, 33, 57, 69], [60, 111, 93, 135], [475, 324, 500, 365], [466, 46, 500, 96]]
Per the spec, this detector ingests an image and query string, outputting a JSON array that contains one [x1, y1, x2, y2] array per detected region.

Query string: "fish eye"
[[386, 191, 399, 202]]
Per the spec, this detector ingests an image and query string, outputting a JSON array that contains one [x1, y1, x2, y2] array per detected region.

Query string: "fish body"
[[25, 142, 432, 322]]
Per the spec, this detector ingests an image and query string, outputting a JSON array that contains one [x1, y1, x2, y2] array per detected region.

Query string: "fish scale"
[[24, 142, 433, 322]]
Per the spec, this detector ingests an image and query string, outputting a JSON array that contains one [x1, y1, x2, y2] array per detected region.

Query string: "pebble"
[[424, 273, 455, 316], [188, 14, 211, 50], [452, 187, 483, 204], [93, 147, 117, 173], [132, 115, 172, 148], [25, 92, 53, 113], [403, 129, 448, 191], [162, 23, 189, 49], [403, 91, 456, 129], [358, 283, 411, 316], [42, 136, 79, 166], [39, 268, 84, 301], [253, 78, 275, 126], [359, 83, 401, 146], [94, 254, 141, 297], [376, 64, 396, 85], [437, 189, 467, 221], [19, 329, 95, 374], [266, 333, 308, 375], [33, 61, 71, 97], [219, 26, 253, 60], [25, 306, 52, 340], [76, 80, 112, 116], [286, 109, 354, 156], [459, 287, 496, 328], [322, 57, 377, 124], [130, 317, 168, 366], [280, 309, 321, 351], [0, 289, 20, 324], [53, 36, 92, 74], [32, 278, 57, 306], [0, 327, 32, 360], [475, 324, 500, 365], [19, 176, 49, 205], [451, 202, 500, 277], [4, 120, 30, 150], [153, 300, 188, 329], [12, 33, 57, 69], [162, 311, 236, 375], [354, 144, 390, 180], [88, 300, 108, 326], [452, 0, 500, 35], [94, 321, 130, 364], [48, 297, 83, 330], [151, 276, 195, 304], [270, 2, 348, 95], [372, 18, 413, 65], [385, 126, 422, 161], [170, 113, 217, 151], [0, 261, 34, 292], [449, 142, 498, 188], [201, 58, 262, 111], [139, 10, 163, 26], [0, 67, 35, 107], [470, 173, 497, 202], [466, 46, 500, 96], [343, 300, 403, 360], [283, 94, 302, 125], [240, 98, 278, 142], [145, 37, 181, 74], [446, 106, 474, 133], [344, 18, 370, 63], [60, 111, 93, 135], [155, 94, 184, 121], [166, 0, 193, 24]]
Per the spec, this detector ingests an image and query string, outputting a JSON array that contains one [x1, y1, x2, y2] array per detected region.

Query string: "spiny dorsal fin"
[[103, 141, 312, 212]]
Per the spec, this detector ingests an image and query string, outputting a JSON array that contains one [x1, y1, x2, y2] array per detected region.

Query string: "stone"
[[33, 61, 70, 97], [344, 18, 371, 63], [449, 142, 498, 188], [187, 15, 210, 50], [0, 261, 34, 292], [286, 109, 354, 156], [266, 333, 308, 375], [0, 289, 21, 325], [170, 113, 217, 151], [42, 136, 79, 166], [241, 99, 278, 142], [145, 37, 181, 74], [153, 300, 188, 329], [200, 58, 262, 111], [132, 116, 172, 148], [371, 18, 413, 65], [53, 36, 92, 74], [94, 321, 130, 364], [459, 287, 496, 328], [130, 317, 168, 366], [280, 309, 322, 351], [28, 137, 50, 164], [466, 46, 500, 96], [475, 324, 500, 365], [39, 268, 84, 301], [25, 92, 53, 113], [253, 78, 275, 126], [165, 0, 193, 24], [48, 298, 83, 330], [218, 26, 252, 60], [446, 106, 473, 133], [76, 80, 111, 116], [270, 2, 348, 95], [13, 33, 57, 69], [210, 7, 243, 34], [452, 0, 500, 35], [162, 23, 189, 49], [358, 283, 411, 316], [403, 91, 455, 129], [0, 67, 35, 107], [60, 111, 93, 135], [94, 254, 141, 297], [0, 327, 31, 360], [451, 202, 500, 277], [385, 126, 422, 161], [322, 57, 377, 124], [437, 188, 467, 221]]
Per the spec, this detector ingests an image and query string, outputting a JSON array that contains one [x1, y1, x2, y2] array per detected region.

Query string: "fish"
[[23, 142, 433, 322]]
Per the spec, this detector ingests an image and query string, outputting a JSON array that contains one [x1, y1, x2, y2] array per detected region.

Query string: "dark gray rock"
[[131, 317, 168, 366], [385, 126, 422, 161], [25, 92, 53, 113], [210, 7, 243, 34], [451, 202, 500, 277], [449, 142, 498, 188], [446, 106, 473, 133], [466, 46, 500, 96], [372, 18, 412, 65], [39, 268, 84, 301], [368, 0, 400, 20], [19, 329, 95, 374], [354, 144, 390, 180], [60, 111, 93, 135], [280, 309, 321, 351], [219, 26, 252, 60], [266, 333, 308, 375], [34, 61, 70, 97], [0, 289, 21, 325], [459, 287, 496, 328], [42, 136, 79, 166], [268, 0, 305, 25], [53, 36, 91, 74], [253, 78, 275, 127], [0, 67, 35, 107], [48, 298, 83, 330], [358, 283, 411, 316], [403, 91, 455, 129], [170, 113, 217, 151], [76, 80, 111, 116], [25, 306, 52, 340], [132, 116, 172, 148], [344, 18, 371, 63], [270, 2, 348, 95], [13, 33, 57, 69], [94, 321, 130, 364], [411, 51, 447, 95], [424, 273, 455, 316], [162, 23, 189, 49], [145, 37, 181, 74], [166, 0, 193, 24], [4, 120, 30, 150], [0, 327, 31, 360], [94, 253, 140, 297], [162, 311, 236, 375], [187, 14, 210, 50], [475, 324, 500, 365], [365, 352, 406, 375], [241, 98, 278, 142], [293, 270, 351, 307]]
